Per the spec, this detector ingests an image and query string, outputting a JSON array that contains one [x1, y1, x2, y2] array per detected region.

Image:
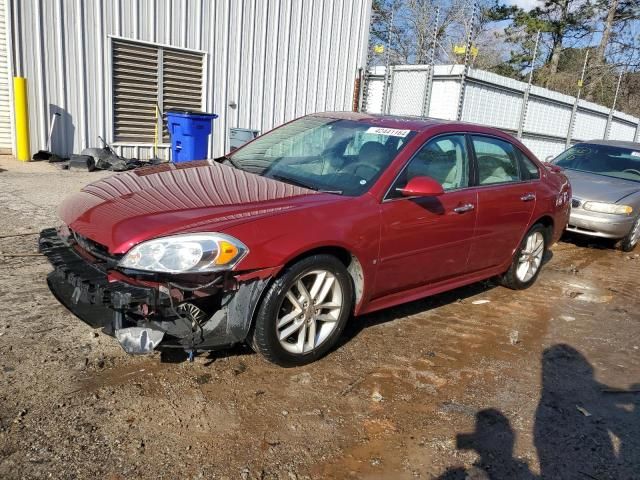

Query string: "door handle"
[[520, 193, 536, 202], [453, 203, 475, 214]]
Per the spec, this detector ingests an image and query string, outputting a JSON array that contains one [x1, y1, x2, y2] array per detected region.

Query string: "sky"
[[502, 0, 542, 9]]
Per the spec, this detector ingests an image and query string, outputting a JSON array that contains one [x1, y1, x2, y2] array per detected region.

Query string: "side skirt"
[[358, 265, 508, 316]]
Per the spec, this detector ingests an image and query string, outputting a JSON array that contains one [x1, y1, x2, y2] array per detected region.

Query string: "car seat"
[[407, 150, 458, 189], [478, 155, 517, 184]]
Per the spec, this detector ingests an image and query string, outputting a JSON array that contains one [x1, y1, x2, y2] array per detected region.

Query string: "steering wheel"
[[622, 168, 640, 176], [341, 162, 379, 180]]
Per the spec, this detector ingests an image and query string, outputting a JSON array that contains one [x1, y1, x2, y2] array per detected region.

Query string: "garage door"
[[0, 0, 11, 153]]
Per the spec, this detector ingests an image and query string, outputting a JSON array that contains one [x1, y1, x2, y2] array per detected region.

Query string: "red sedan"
[[40, 112, 571, 366]]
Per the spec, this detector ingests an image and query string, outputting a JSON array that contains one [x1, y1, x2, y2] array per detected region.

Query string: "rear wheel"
[[501, 224, 547, 290], [251, 254, 353, 367], [619, 217, 640, 252]]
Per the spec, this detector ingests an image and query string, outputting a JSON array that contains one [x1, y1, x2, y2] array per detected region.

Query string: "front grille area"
[[72, 231, 121, 264], [39, 227, 156, 310]]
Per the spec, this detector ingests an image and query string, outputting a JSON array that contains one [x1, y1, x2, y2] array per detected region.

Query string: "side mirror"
[[397, 176, 444, 197], [544, 155, 554, 164]]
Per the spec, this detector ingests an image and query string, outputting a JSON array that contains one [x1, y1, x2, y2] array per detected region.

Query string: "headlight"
[[118, 233, 248, 273], [582, 202, 633, 215]]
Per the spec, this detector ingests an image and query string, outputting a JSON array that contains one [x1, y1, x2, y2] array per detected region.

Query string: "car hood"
[[59, 161, 327, 254], [563, 169, 640, 203]]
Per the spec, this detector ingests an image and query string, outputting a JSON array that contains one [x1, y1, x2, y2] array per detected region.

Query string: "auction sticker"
[[366, 127, 411, 137]]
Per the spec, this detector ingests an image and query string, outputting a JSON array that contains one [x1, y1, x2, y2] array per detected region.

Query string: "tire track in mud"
[[313, 243, 640, 479], [315, 285, 555, 478]]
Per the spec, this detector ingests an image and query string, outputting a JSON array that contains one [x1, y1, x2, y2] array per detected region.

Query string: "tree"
[[368, 0, 498, 67], [366, 0, 640, 117], [488, 0, 597, 82], [585, 0, 639, 101]]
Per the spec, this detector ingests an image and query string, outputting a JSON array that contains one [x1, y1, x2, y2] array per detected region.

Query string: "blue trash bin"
[[166, 110, 218, 163]]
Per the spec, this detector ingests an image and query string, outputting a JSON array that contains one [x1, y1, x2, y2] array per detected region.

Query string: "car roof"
[[311, 111, 478, 133], [578, 139, 640, 149]]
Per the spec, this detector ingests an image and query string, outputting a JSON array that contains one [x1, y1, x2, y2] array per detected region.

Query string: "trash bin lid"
[[166, 110, 218, 121]]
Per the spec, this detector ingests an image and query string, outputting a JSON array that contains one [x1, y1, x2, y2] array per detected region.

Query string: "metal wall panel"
[[0, 0, 12, 151], [364, 76, 385, 114], [524, 97, 572, 139], [9, 0, 372, 158], [608, 119, 636, 142], [573, 110, 608, 141], [388, 69, 427, 116], [427, 78, 460, 120], [462, 82, 521, 131], [365, 64, 640, 159], [521, 135, 567, 161]]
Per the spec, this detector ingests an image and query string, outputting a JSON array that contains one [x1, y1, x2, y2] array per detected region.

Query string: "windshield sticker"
[[366, 127, 411, 137], [631, 151, 640, 157]]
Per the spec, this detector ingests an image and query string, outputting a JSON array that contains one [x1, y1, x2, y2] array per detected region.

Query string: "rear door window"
[[517, 150, 540, 180], [471, 136, 521, 185]]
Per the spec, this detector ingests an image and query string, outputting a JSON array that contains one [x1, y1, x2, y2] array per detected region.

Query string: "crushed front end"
[[39, 228, 269, 355]]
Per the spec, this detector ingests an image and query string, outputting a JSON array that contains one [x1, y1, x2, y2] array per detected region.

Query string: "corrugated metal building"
[[0, 0, 372, 159]]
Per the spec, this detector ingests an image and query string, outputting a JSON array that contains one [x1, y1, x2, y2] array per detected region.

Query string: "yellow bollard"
[[13, 77, 31, 161]]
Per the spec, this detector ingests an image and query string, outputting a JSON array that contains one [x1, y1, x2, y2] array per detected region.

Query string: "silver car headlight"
[[118, 233, 248, 273], [582, 201, 633, 215]]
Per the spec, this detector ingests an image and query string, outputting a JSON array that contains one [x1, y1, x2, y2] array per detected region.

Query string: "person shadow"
[[534, 344, 638, 480], [436, 344, 639, 480], [435, 408, 537, 479]]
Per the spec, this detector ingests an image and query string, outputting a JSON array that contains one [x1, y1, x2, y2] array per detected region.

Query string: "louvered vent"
[[112, 40, 204, 144], [112, 40, 158, 143], [162, 49, 204, 141]]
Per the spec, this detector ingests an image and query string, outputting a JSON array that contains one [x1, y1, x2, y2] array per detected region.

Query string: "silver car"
[[551, 140, 640, 251]]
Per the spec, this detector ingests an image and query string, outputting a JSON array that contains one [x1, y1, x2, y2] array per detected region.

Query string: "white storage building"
[[0, 0, 372, 158]]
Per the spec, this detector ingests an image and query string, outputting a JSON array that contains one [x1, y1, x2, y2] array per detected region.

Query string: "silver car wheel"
[[629, 218, 640, 247], [276, 269, 343, 354], [516, 231, 545, 282]]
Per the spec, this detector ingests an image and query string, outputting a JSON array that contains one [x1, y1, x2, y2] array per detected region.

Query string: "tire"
[[251, 254, 353, 367], [501, 224, 548, 290], [619, 217, 640, 252]]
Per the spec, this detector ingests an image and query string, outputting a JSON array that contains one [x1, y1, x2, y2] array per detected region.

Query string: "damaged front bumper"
[[39, 228, 269, 355]]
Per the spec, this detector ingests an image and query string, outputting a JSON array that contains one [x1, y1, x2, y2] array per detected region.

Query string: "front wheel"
[[501, 224, 548, 290], [619, 217, 640, 252], [251, 254, 353, 367]]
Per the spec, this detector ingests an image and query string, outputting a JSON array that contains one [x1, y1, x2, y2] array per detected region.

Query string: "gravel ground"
[[0, 156, 638, 480]]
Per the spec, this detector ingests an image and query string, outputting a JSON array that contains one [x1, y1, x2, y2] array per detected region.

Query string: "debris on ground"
[[57, 137, 165, 172], [371, 390, 384, 402], [472, 299, 491, 305], [576, 405, 592, 417]]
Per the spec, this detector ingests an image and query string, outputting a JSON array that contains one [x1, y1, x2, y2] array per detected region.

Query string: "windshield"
[[553, 143, 640, 183], [228, 116, 417, 196]]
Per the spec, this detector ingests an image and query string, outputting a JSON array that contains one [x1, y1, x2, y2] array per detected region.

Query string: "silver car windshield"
[[228, 116, 416, 196], [554, 144, 640, 183]]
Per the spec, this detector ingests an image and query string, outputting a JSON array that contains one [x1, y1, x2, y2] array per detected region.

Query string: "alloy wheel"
[[276, 269, 343, 354], [516, 231, 545, 282], [629, 218, 640, 247]]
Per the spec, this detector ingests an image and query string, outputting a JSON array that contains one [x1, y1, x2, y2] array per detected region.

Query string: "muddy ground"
[[0, 156, 638, 480]]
